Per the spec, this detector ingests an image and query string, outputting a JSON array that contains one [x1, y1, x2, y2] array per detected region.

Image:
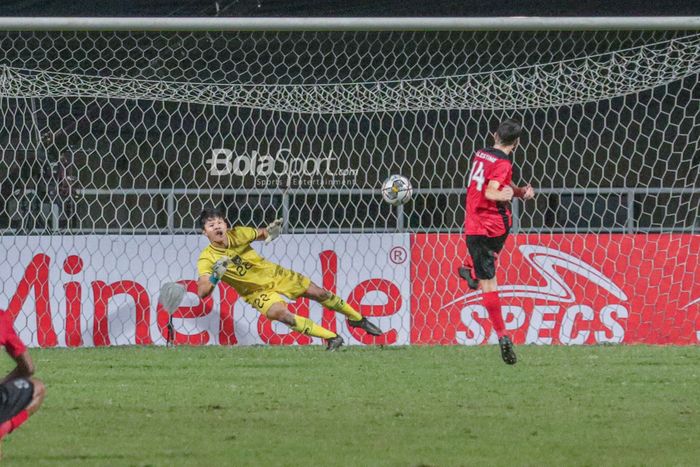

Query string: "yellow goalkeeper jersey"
[[197, 226, 280, 296]]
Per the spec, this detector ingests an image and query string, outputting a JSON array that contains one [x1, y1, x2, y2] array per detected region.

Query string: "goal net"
[[1, 24, 698, 347]]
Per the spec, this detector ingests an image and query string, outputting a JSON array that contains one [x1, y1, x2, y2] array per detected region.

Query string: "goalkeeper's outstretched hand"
[[265, 218, 284, 244], [210, 256, 232, 285]]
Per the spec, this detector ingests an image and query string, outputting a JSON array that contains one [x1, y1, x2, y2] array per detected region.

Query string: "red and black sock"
[[481, 291, 506, 338], [0, 410, 28, 439]]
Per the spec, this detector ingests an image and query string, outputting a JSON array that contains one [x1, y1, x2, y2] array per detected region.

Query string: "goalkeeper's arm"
[[197, 256, 232, 298], [255, 218, 283, 244], [197, 275, 215, 299]]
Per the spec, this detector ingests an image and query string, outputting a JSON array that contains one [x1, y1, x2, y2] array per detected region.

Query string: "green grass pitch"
[[2, 345, 699, 466]]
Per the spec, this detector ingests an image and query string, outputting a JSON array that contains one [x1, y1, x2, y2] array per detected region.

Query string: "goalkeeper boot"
[[498, 335, 517, 365], [458, 267, 479, 290], [348, 317, 383, 336], [325, 335, 344, 351]]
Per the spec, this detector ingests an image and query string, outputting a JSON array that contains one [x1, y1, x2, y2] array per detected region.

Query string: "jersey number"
[[469, 161, 486, 191]]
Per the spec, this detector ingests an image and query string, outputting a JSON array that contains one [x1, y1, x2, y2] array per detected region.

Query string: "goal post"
[[1, 16, 700, 31], [0, 17, 698, 347]]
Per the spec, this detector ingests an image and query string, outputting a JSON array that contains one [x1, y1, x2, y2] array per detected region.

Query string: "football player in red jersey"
[[0, 311, 46, 458], [459, 119, 535, 364]]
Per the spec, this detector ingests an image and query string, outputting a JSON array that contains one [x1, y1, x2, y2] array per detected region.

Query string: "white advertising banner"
[[0, 234, 411, 347]]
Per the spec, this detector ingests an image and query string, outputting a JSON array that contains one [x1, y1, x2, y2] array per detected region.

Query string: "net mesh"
[[0, 28, 698, 347], [4, 33, 700, 112]]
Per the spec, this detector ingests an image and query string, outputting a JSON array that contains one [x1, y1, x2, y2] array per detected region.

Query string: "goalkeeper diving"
[[196, 207, 383, 350]]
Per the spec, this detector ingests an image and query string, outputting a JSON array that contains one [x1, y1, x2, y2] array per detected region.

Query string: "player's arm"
[[254, 218, 283, 244], [0, 323, 33, 384], [0, 351, 34, 385], [230, 220, 282, 244], [484, 160, 516, 202], [197, 275, 215, 299], [510, 182, 535, 200], [485, 180, 515, 202], [197, 257, 232, 298], [197, 256, 233, 298]]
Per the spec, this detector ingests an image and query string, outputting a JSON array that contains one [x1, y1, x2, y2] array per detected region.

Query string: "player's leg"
[[302, 282, 383, 336], [458, 244, 480, 290], [25, 378, 45, 415], [479, 276, 516, 364], [0, 376, 44, 444], [252, 273, 346, 349], [273, 267, 383, 336], [260, 298, 344, 351], [467, 235, 506, 336], [467, 234, 516, 364], [301, 282, 361, 321]]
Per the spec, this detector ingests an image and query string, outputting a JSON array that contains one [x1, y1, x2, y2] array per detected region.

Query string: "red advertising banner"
[[411, 234, 700, 345]]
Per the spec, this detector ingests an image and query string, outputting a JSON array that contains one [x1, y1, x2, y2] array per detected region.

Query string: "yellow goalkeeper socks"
[[292, 315, 337, 339], [320, 294, 362, 321]]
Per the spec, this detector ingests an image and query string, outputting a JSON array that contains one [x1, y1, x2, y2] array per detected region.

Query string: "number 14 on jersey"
[[468, 161, 485, 191]]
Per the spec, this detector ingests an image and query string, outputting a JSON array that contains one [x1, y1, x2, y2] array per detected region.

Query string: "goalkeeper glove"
[[210, 256, 232, 286], [264, 218, 284, 244]]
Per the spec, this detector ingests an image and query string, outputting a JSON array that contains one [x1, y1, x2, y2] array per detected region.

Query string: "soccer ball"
[[381, 175, 413, 206]]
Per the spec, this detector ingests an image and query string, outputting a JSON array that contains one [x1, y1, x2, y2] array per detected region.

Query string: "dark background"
[[0, 2, 698, 233], [2, 0, 700, 17]]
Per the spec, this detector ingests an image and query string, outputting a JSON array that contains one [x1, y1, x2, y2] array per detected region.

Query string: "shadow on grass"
[[20, 451, 194, 462]]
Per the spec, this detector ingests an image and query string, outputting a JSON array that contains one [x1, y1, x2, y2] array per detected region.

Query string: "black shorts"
[[466, 233, 509, 280], [0, 378, 34, 424]]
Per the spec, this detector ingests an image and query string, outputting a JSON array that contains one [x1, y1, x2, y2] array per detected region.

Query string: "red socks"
[[0, 410, 28, 439], [481, 291, 506, 338]]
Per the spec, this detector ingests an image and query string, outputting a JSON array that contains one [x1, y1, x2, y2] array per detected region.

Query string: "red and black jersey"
[[0, 313, 26, 359], [465, 147, 513, 237]]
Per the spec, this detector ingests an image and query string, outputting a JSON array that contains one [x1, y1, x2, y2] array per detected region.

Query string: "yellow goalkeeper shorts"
[[241, 267, 311, 316]]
